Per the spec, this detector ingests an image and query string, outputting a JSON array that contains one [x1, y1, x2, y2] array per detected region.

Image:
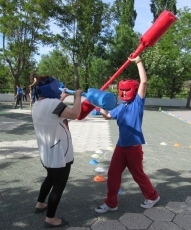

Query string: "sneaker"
[[95, 203, 118, 213], [140, 196, 160, 209]]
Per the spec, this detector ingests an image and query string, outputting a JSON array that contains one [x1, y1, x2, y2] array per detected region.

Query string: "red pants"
[[105, 145, 158, 208]]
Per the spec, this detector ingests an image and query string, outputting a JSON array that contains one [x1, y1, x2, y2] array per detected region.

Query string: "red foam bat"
[[78, 10, 177, 120]]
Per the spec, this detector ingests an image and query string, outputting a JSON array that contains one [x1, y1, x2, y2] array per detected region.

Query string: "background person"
[[14, 84, 23, 109], [32, 75, 82, 228], [29, 73, 39, 104], [22, 85, 27, 101], [95, 56, 160, 213]]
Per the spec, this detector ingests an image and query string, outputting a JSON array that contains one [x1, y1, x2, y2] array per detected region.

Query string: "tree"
[[0, 0, 61, 93], [112, 0, 137, 27], [106, 0, 139, 83], [143, 7, 191, 103], [175, 7, 191, 107], [0, 58, 12, 93], [143, 33, 185, 99], [183, 81, 191, 108], [150, 0, 177, 21], [84, 56, 111, 89], [38, 49, 74, 88], [56, 0, 111, 90]]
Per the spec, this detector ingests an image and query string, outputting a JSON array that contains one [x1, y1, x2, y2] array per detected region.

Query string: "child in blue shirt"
[[95, 56, 160, 213], [14, 84, 23, 109]]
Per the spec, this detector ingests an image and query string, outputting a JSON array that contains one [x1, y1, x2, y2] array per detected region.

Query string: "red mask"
[[118, 79, 139, 101]]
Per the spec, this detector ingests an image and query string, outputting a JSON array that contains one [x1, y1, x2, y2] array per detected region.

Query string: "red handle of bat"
[[101, 44, 145, 90], [78, 10, 177, 120]]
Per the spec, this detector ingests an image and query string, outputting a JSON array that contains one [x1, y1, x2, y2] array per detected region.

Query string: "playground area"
[[0, 102, 191, 229]]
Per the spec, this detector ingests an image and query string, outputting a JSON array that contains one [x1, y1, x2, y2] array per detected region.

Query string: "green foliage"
[[38, 49, 75, 88], [107, 24, 140, 82], [0, 59, 13, 93], [0, 0, 190, 106], [142, 7, 191, 99], [106, 0, 140, 83], [150, 0, 177, 21], [146, 74, 165, 98], [0, 0, 61, 92], [86, 57, 110, 88], [56, 0, 111, 90], [112, 0, 137, 27]]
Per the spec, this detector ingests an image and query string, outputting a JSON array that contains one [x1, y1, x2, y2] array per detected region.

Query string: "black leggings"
[[37, 163, 72, 218]]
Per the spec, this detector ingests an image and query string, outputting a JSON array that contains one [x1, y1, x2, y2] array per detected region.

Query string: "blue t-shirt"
[[109, 94, 145, 147], [17, 87, 23, 99]]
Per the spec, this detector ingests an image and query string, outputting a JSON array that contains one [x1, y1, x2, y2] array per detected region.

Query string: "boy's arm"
[[29, 78, 38, 89], [60, 90, 82, 120], [128, 56, 148, 98], [100, 108, 111, 119]]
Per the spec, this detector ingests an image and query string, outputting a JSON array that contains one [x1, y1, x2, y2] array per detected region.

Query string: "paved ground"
[[0, 101, 191, 230]]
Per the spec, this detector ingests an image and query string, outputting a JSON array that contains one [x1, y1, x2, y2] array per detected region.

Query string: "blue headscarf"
[[36, 77, 65, 99]]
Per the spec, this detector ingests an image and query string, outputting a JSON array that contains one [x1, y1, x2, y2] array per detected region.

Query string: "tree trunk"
[[14, 76, 19, 95], [186, 86, 191, 108], [74, 62, 79, 89]]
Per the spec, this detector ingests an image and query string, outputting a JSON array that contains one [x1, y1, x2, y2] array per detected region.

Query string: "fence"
[[0, 88, 14, 94], [0, 93, 190, 107]]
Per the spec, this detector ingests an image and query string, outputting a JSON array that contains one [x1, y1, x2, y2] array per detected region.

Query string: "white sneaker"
[[95, 203, 118, 213], [140, 196, 160, 208]]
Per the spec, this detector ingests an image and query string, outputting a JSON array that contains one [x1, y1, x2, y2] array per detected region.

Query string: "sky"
[[36, 0, 191, 62]]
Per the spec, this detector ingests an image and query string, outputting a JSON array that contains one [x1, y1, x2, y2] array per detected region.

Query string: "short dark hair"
[[37, 75, 51, 84], [29, 73, 38, 83]]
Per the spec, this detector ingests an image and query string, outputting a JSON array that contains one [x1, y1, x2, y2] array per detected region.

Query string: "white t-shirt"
[[32, 98, 74, 168]]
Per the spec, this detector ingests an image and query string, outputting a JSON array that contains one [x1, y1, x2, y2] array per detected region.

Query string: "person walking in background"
[[95, 56, 160, 213], [22, 85, 27, 101], [14, 84, 23, 109], [32, 75, 82, 228], [29, 73, 39, 104]]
